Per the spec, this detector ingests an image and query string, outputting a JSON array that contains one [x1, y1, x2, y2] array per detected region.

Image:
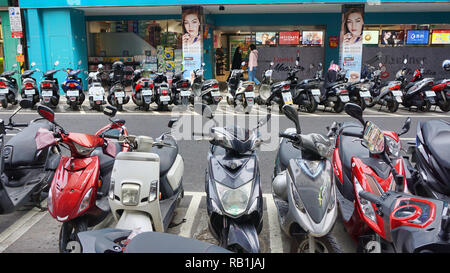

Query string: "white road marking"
[[264, 194, 284, 253], [0, 200, 47, 253], [178, 191, 205, 238]]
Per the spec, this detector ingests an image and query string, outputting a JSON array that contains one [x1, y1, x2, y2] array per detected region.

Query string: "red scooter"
[[35, 105, 128, 253], [329, 103, 412, 252]]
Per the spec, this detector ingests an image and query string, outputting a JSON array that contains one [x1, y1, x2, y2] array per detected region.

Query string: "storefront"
[[17, 0, 450, 92]]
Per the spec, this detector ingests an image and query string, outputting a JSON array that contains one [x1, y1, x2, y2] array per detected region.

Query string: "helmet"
[[442, 60, 450, 72], [328, 63, 340, 72], [112, 61, 124, 71]]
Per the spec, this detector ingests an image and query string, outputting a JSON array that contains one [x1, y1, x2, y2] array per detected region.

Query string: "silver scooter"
[[272, 104, 340, 253]]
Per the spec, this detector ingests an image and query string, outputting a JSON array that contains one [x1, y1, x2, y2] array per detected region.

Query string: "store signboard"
[[406, 30, 429, 45], [302, 31, 323, 45], [339, 4, 365, 82], [363, 30, 379, 45], [182, 6, 203, 80], [279, 32, 299, 45], [8, 7, 23, 38], [255, 32, 277, 45], [380, 30, 405, 46], [431, 30, 450, 45]]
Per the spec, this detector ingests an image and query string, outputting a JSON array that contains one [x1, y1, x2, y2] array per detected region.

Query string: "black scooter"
[[195, 104, 270, 253], [0, 100, 60, 214], [407, 119, 450, 204], [293, 63, 323, 113], [0, 64, 19, 108], [20, 62, 41, 107], [40, 60, 61, 108], [153, 71, 172, 111], [171, 69, 192, 110]]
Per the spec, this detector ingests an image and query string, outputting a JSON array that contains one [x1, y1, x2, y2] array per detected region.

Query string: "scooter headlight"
[[385, 136, 401, 158], [354, 177, 377, 224], [212, 130, 233, 150], [121, 183, 140, 206], [108, 178, 115, 200], [149, 180, 158, 202], [215, 181, 252, 217], [73, 142, 97, 157], [78, 188, 93, 214], [291, 180, 306, 213], [48, 188, 53, 213]]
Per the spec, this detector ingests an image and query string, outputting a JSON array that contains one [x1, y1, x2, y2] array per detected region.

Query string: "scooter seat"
[[1, 70, 16, 77], [421, 120, 450, 170], [339, 122, 369, 181], [3, 120, 53, 168], [278, 134, 302, 172], [150, 137, 178, 175], [44, 70, 58, 77]]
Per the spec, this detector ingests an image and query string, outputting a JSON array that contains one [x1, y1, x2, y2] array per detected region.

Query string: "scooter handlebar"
[[358, 190, 381, 205], [279, 133, 299, 142], [342, 131, 363, 138]]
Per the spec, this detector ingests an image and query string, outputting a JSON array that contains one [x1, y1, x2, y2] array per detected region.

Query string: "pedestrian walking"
[[248, 44, 260, 85]]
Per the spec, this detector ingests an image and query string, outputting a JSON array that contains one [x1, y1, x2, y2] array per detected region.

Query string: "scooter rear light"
[[245, 85, 254, 92], [150, 83, 154, 89], [0, 82, 6, 88], [282, 85, 290, 90], [68, 83, 77, 88], [212, 84, 219, 89], [41, 82, 52, 88], [340, 89, 348, 94], [181, 82, 189, 89], [162, 89, 169, 96], [389, 85, 401, 90], [24, 82, 34, 89], [135, 83, 142, 90]]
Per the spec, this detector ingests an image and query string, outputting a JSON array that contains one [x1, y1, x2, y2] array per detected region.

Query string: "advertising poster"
[[432, 30, 450, 45], [339, 4, 365, 82], [182, 6, 203, 80], [279, 31, 299, 45], [302, 31, 323, 45], [362, 30, 379, 45], [255, 32, 277, 45], [406, 30, 430, 45], [380, 30, 405, 46]]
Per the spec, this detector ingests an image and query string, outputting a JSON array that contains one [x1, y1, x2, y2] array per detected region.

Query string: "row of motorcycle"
[[1, 93, 450, 253], [255, 56, 450, 114]]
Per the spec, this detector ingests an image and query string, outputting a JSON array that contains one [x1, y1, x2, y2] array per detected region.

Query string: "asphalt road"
[[0, 100, 447, 253]]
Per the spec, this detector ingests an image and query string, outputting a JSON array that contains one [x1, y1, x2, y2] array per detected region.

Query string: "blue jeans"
[[248, 67, 260, 85]]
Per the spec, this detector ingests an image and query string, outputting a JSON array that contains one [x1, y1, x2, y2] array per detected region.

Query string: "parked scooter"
[[0, 100, 59, 214], [254, 62, 274, 105], [0, 63, 19, 108], [61, 60, 85, 110], [293, 63, 324, 113], [358, 188, 450, 253], [318, 62, 350, 113], [153, 71, 172, 111], [108, 119, 184, 233], [40, 61, 61, 108], [401, 59, 435, 112], [171, 69, 192, 110], [131, 68, 155, 111], [36, 105, 128, 252], [87, 64, 107, 111], [272, 105, 339, 253], [107, 61, 130, 111], [78, 229, 231, 253], [20, 62, 41, 107], [406, 119, 450, 204], [329, 103, 412, 252], [227, 62, 256, 114], [190, 63, 222, 110], [195, 103, 270, 253], [430, 60, 450, 112]]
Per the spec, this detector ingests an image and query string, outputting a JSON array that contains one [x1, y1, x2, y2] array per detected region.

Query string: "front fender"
[[227, 220, 260, 253]]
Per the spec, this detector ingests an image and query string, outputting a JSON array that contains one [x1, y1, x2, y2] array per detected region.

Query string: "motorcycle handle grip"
[[342, 131, 363, 138], [358, 190, 381, 205], [279, 133, 298, 142]]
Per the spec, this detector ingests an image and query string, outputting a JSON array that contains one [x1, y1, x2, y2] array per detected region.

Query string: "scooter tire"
[[292, 234, 342, 253], [1, 100, 7, 109], [387, 96, 399, 113], [305, 93, 318, 113], [333, 100, 345, 113], [59, 218, 88, 253], [117, 104, 123, 111], [419, 100, 431, 112], [438, 101, 450, 112]]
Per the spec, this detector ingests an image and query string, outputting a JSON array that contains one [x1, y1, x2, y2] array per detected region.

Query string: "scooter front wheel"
[[59, 218, 88, 253], [292, 234, 341, 253]]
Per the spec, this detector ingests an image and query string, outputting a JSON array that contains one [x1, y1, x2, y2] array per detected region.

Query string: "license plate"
[[181, 90, 191, 97], [142, 89, 153, 96], [391, 91, 402, 97], [93, 95, 103, 101], [425, 91, 436, 97], [25, 89, 35, 95], [160, 96, 170, 102], [117, 97, 123, 104], [42, 90, 53, 97], [340, 95, 349, 102], [282, 91, 293, 105], [0, 88, 8, 94], [115, 91, 125, 98], [360, 91, 371, 98], [210, 91, 221, 97], [245, 92, 255, 98], [395, 96, 403, 103], [67, 90, 79, 97], [311, 89, 321, 96]]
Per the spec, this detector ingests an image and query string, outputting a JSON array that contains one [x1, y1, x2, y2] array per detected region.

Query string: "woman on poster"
[[342, 8, 365, 45], [182, 8, 202, 48]]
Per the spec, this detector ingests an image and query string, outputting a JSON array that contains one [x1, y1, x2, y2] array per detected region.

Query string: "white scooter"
[[88, 64, 107, 111], [108, 119, 184, 232]]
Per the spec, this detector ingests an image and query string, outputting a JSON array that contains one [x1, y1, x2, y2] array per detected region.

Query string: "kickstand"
[[168, 218, 186, 228]]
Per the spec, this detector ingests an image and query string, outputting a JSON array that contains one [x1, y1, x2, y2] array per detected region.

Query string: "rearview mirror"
[[344, 103, 365, 126], [31, 62, 36, 67], [403, 59, 408, 65], [12, 64, 18, 68], [398, 117, 411, 136], [19, 99, 33, 109], [295, 60, 299, 66], [78, 60, 82, 65], [103, 105, 117, 117], [37, 105, 55, 122], [54, 61, 59, 66], [282, 104, 301, 134], [202, 62, 205, 67], [168, 118, 179, 128], [241, 61, 246, 67], [270, 62, 274, 66], [98, 64, 103, 69]]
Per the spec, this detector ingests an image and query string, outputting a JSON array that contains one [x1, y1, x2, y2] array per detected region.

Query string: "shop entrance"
[[213, 25, 326, 83]]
